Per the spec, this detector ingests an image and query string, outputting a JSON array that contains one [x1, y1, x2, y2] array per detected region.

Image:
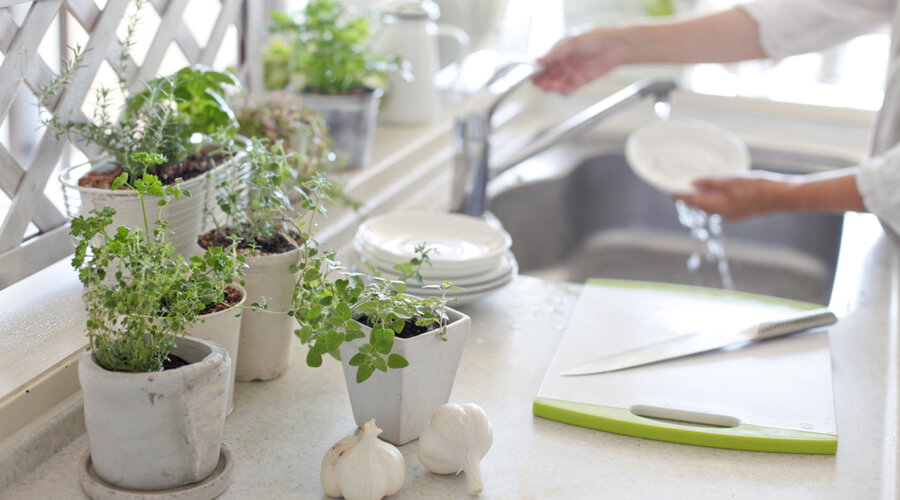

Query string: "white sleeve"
[[739, 0, 892, 60], [856, 143, 900, 234]]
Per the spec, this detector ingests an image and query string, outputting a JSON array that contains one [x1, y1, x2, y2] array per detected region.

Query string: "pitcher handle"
[[435, 24, 470, 96]]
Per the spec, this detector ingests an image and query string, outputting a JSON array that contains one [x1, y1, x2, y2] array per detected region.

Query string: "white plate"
[[352, 248, 517, 288], [404, 268, 517, 306], [625, 119, 751, 194], [356, 212, 512, 276], [354, 236, 505, 280]]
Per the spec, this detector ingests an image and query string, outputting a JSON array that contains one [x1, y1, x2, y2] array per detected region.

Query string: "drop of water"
[[674, 200, 734, 290]]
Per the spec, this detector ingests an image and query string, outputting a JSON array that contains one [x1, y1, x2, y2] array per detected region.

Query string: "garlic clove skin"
[[321, 420, 406, 500], [417, 403, 493, 495], [321, 434, 358, 497]]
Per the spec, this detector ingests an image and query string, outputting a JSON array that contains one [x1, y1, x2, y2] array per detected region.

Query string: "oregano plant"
[[292, 227, 458, 383]]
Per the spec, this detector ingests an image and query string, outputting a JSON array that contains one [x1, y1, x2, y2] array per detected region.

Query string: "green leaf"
[[373, 356, 387, 372], [325, 330, 345, 352], [111, 173, 128, 190], [306, 349, 323, 367], [356, 363, 375, 383], [334, 302, 351, 322], [349, 353, 366, 366], [357, 301, 379, 314], [295, 325, 313, 344], [387, 354, 408, 369], [372, 326, 393, 355]]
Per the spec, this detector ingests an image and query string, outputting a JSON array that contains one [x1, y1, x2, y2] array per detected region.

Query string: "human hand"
[[673, 175, 790, 222], [532, 29, 628, 95]]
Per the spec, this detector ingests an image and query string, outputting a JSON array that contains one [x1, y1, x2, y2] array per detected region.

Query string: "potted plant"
[[235, 91, 355, 208], [199, 138, 328, 382], [191, 280, 247, 416], [70, 153, 245, 492], [263, 0, 401, 169], [292, 245, 471, 445], [47, 43, 242, 258]]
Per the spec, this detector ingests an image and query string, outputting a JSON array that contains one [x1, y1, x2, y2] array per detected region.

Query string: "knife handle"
[[752, 308, 838, 340]]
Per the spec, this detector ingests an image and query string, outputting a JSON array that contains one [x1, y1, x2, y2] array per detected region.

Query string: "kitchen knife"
[[560, 308, 837, 376]]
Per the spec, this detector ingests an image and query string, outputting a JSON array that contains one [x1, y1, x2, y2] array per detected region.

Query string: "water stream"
[[674, 200, 735, 290]]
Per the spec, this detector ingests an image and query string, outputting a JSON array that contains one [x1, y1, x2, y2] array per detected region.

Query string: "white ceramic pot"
[[78, 337, 230, 491], [235, 246, 302, 382], [189, 283, 246, 416], [339, 307, 471, 445], [300, 90, 382, 170], [60, 159, 228, 258]]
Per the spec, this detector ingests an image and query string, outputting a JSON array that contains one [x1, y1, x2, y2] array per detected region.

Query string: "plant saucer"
[[78, 444, 233, 500]]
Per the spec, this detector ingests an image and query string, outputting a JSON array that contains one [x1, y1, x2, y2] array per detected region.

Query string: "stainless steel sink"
[[488, 135, 852, 305]]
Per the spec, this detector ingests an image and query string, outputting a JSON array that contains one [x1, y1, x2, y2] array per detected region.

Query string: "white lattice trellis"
[[0, 0, 256, 289]]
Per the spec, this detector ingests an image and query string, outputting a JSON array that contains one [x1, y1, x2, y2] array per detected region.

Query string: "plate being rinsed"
[[625, 119, 751, 194]]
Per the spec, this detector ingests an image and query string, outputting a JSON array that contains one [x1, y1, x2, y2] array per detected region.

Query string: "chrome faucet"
[[451, 63, 677, 216]]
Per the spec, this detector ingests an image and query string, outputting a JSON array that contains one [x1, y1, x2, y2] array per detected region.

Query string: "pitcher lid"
[[379, 0, 439, 21]]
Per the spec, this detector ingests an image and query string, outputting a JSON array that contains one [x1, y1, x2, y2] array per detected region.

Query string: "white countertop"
[[3, 80, 899, 499], [4, 229, 900, 499]]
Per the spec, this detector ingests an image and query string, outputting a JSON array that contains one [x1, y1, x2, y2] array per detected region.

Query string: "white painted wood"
[[0, 145, 65, 231], [172, 17, 202, 63], [64, 0, 100, 30], [0, 0, 128, 253], [0, 225, 74, 288], [198, 0, 240, 65], [130, 0, 188, 88], [0, 1, 37, 7], [0, 0, 63, 121], [0, 0, 249, 287]]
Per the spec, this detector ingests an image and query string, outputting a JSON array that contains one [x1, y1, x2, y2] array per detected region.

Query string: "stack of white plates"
[[351, 212, 518, 305]]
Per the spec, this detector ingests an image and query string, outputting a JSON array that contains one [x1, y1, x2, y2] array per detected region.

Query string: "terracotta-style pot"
[[78, 337, 230, 490], [235, 246, 302, 382], [189, 284, 246, 415], [60, 160, 227, 259]]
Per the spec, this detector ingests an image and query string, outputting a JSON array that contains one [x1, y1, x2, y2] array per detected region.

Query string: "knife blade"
[[560, 308, 837, 376]]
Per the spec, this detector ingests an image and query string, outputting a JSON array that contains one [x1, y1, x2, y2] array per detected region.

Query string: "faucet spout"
[[451, 75, 677, 217]]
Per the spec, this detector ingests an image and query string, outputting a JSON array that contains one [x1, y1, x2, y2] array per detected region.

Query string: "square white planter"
[[339, 307, 471, 445]]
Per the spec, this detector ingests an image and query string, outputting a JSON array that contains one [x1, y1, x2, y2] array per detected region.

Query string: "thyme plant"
[[70, 153, 244, 373], [205, 137, 303, 251]]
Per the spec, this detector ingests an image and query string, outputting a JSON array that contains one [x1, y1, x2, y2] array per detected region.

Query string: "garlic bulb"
[[417, 403, 493, 495], [321, 420, 405, 500]]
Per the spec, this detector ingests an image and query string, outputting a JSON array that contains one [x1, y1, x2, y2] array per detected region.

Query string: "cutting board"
[[533, 279, 837, 454]]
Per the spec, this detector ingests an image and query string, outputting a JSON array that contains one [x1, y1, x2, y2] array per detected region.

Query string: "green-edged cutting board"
[[533, 279, 837, 454]]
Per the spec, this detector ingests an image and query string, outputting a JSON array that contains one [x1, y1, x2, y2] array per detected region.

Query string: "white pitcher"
[[375, 1, 469, 125]]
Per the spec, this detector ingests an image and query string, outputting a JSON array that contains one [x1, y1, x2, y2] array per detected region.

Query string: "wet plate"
[[625, 119, 751, 194]]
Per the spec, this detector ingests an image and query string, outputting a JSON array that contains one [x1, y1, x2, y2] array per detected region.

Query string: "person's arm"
[[673, 170, 865, 222], [533, 8, 764, 94]]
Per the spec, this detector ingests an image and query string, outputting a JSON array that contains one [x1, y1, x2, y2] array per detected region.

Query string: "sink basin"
[[488, 136, 852, 305]]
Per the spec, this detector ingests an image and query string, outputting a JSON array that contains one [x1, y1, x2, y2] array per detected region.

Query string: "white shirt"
[[741, 0, 900, 232]]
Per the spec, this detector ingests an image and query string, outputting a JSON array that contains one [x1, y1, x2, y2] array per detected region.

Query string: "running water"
[[674, 200, 735, 290]]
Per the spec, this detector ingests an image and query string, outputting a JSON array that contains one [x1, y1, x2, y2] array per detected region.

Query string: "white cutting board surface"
[[535, 280, 836, 450]]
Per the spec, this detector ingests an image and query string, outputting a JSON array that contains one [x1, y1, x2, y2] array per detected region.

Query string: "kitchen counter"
[[3, 78, 899, 498], [4, 211, 900, 499]]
